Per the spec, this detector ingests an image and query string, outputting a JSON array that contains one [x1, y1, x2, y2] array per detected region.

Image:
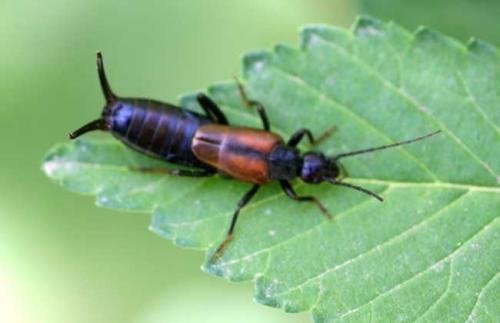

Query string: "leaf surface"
[[43, 17, 500, 322]]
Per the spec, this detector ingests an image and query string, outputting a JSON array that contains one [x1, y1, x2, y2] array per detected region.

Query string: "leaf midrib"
[[45, 159, 500, 192]]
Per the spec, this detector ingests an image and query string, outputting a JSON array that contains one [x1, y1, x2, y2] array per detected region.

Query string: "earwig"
[[71, 53, 441, 260]]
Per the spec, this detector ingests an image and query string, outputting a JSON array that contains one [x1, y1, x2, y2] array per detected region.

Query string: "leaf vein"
[[218, 185, 390, 267], [412, 259, 453, 322], [335, 216, 498, 321], [267, 64, 439, 182], [465, 271, 500, 323], [455, 69, 500, 135], [315, 34, 498, 180], [274, 190, 469, 299]]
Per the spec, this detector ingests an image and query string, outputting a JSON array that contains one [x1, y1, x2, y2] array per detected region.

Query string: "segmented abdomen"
[[108, 98, 213, 167]]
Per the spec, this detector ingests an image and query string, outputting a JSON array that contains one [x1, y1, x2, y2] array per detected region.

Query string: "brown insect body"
[[70, 53, 441, 260], [192, 125, 283, 184]]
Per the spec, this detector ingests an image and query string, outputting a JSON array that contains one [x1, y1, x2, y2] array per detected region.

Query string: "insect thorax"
[[268, 144, 301, 181]]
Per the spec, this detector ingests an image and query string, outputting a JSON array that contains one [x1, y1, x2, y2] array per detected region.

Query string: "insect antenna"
[[68, 118, 108, 139], [329, 130, 441, 161], [324, 177, 383, 202], [96, 52, 116, 103]]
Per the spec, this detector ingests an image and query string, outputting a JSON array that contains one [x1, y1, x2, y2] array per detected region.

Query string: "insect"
[[70, 52, 440, 259]]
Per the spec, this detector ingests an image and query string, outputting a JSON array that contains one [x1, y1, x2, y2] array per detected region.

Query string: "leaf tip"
[[149, 209, 177, 240], [242, 50, 272, 77], [414, 25, 469, 54], [207, 80, 238, 100], [42, 159, 58, 178], [273, 42, 294, 55], [413, 26, 440, 42], [299, 24, 347, 50], [466, 38, 499, 57], [299, 25, 320, 49], [41, 142, 73, 178], [202, 255, 236, 279], [95, 193, 113, 208], [352, 15, 385, 37], [413, 26, 461, 47], [178, 93, 201, 112], [254, 275, 284, 309]]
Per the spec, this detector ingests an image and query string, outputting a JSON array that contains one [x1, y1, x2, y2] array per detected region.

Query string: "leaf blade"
[[43, 17, 500, 322]]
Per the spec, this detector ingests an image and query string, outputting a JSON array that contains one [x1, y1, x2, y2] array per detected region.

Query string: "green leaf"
[[43, 17, 500, 322], [356, 0, 500, 44]]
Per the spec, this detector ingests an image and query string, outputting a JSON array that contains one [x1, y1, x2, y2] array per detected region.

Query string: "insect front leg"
[[287, 126, 336, 147], [280, 180, 331, 219], [211, 184, 260, 260]]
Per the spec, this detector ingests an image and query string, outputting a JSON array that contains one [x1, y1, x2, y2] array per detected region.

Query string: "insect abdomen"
[[108, 98, 212, 167], [192, 124, 283, 184]]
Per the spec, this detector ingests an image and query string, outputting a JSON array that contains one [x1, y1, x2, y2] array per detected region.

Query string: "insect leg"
[[280, 180, 331, 219], [212, 184, 260, 260], [196, 93, 229, 125], [287, 126, 336, 147], [234, 78, 270, 131], [131, 166, 216, 177]]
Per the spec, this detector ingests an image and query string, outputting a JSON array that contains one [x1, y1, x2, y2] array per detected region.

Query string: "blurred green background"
[[1, 1, 498, 322]]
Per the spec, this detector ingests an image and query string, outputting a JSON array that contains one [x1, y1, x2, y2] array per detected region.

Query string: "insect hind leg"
[[211, 184, 260, 261], [130, 166, 216, 177]]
